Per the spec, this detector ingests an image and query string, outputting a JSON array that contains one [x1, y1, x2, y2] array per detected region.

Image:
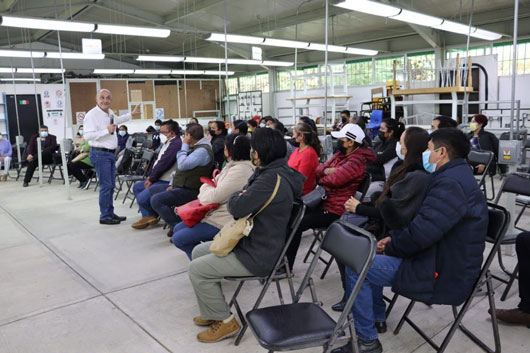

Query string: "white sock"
[[223, 314, 234, 323]]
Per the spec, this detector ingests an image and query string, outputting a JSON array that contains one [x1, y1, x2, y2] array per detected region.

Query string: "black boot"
[[375, 321, 387, 334], [331, 338, 383, 353], [331, 295, 346, 312]]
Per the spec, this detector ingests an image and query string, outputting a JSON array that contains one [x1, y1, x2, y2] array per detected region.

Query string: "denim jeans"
[[172, 221, 220, 259], [345, 254, 402, 341], [150, 187, 197, 227], [133, 181, 169, 217], [90, 149, 116, 220]]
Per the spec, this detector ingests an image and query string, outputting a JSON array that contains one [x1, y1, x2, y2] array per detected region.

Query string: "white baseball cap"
[[331, 123, 366, 144]]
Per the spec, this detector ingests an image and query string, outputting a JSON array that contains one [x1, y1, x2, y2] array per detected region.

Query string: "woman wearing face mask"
[[288, 122, 321, 195], [74, 125, 85, 149], [117, 125, 132, 153], [171, 134, 255, 258], [209, 121, 228, 169], [467, 114, 503, 175]]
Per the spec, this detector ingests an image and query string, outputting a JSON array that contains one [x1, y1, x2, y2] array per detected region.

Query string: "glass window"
[[346, 59, 373, 86], [226, 77, 238, 94], [407, 52, 436, 81], [375, 56, 404, 83], [255, 72, 270, 93], [276, 70, 292, 91]]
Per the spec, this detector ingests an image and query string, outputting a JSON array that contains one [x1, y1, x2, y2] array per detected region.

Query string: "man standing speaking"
[[84, 89, 140, 224]]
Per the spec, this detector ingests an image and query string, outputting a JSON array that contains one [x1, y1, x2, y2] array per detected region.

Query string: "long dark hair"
[[382, 118, 405, 141], [295, 122, 321, 155], [375, 127, 429, 204], [299, 116, 317, 132]]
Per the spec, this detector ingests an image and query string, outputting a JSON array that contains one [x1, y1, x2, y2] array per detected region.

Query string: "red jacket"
[[315, 147, 376, 216]]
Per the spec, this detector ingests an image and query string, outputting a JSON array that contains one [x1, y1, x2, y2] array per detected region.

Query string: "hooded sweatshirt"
[[228, 158, 305, 276]]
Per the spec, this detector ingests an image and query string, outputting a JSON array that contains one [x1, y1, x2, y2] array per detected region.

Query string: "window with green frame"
[[346, 59, 372, 86], [226, 77, 238, 94], [235, 73, 270, 93], [375, 56, 404, 83], [276, 70, 292, 91], [407, 52, 436, 81], [255, 72, 270, 92], [446, 46, 491, 60], [493, 41, 530, 76]]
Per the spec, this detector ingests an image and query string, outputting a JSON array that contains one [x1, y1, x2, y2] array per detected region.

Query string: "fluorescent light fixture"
[[93, 69, 134, 74], [472, 28, 503, 41], [345, 47, 379, 56], [133, 69, 171, 75], [0, 50, 45, 58], [17, 68, 64, 73], [0, 68, 16, 73], [391, 9, 443, 27], [262, 60, 294, 67], [308, 43, 347, 53], [226, 59, 260, 65], [432, 20, 472, 35], [136, 55, 184, 62], [184, 56, 225, 64], [95, 24, 170, 38], [202, 70, 235, 75], [46, 52, 104, 60], [0, 78, 41, 82], [263, 38, 310, 49], [335, 0, 400, 17], [206, 33, 264, 44], [171, 70, 208, 75], [1, 15, 95, 32]]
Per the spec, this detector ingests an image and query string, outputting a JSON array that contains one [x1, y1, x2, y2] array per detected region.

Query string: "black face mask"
[[341, 117, 347, 123], [378, 131, 386, 141], [337, 139, 347, 154], [289, 137, 300, 148], [209, 129, 216, 137]]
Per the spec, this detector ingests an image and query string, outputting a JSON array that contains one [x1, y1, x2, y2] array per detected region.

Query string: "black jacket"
[[386, 158, 488, 306], [467, 129, 501, 175], [366, 136, 398, 181], [228, 159, 305, 276], [211, 134, 226, 169], [27, 133, 58, 156]]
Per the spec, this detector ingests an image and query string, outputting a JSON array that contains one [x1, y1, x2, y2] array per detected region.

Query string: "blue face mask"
[[422, 149, 440, 173], [119, 130, 126, 137], [227, 128, 233, 135], [40, 131, 48, 138], [78, 129, 84, 136], [259, 123, 266, 128], [154, 126, 160, 131], [427, 129, 433, 135]]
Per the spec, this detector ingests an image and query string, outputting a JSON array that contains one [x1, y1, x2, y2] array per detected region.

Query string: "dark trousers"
[[517, 231, 530, 313], [150, 187, 197, 227], [90, 149, 116, 220], [67, 161, 92, 183], [286, 209, 341, 270], [23, 150, 54, 183]]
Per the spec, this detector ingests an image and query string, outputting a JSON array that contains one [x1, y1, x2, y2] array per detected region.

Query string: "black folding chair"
[[119, 149, 156, 208], [47, 140, 74, 184], [468, 150, 495, 200], [392, 203, 509, 353], [303, 173, 371, 280], [246, 220, 377, 353], [515, 195, 529, 231], [225, 202, 306, 345], [492, 172, 530, 301], [12, 142, 28, 181]]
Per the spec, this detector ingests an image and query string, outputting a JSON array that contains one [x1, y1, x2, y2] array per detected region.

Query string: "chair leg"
[[514, 204, 528, 231], [284, 259, 296, 302], [501, 264, 519, 301], [497, 247, 512, 276], [233, 298, 247, 346], [275, 279, 285, 305], [385, 293, 399, 318], [320, 255, 334, 280], [393, 300, 416, 335], [303, 230, 321, 263]]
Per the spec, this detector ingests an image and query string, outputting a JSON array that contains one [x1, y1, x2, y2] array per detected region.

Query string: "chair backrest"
[[494, 172, 530, 204], [62, 138, 74, 154], [383, 157, 398, 180], [485, 203, 510, 245], [468, 150, 494, 166], [367, 110, 383, 129], [355, 173, 371, 201]]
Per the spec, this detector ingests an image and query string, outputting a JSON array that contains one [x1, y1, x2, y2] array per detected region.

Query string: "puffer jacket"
[[198, 160, 255, 229], [386, 158, 488, 305], [315, 147, 376, 216], [228, 159, 305, 277]]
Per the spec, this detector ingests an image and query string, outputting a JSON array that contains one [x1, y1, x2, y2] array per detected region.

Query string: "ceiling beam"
[[164, 0, 223, 25], [0, 0, 19, 12], [33, 3, 95, 42]]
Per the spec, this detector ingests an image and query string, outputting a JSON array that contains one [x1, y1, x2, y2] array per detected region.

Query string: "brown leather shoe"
[[147, 216, 160, 225], [131, 216, 157, 229], [496, 308, 530, 325], [1, 174, 7, 182], [167, 228, 174, 237], [197, 317, 240, 343], [193, 316, 216, 327]]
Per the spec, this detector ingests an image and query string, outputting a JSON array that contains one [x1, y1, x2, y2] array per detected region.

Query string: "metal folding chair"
[[303, 173, 371, 280], [468, 150, 495, 200], [246, 220, 377, 353], [225, 202, 306, 346], [392, 203, 509, 353], [12, 142, 28, 181], [119, 149, 156, 208]]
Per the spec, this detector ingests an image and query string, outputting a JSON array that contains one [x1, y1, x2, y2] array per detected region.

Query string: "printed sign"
[[155, 108, 164, 119], [56, 100, 63, 108], [76, 112, 86, 123], [503, 149, 512, 160], [19, 99, 29, 105], [44, 100, 51, 108], [43, 90, 50, 98], [82, 38, 102, 54], [56, 89, 63, 97]]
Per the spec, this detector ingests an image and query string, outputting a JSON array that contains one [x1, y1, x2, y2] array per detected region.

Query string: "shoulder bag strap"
[[248, 174, 281, 221]]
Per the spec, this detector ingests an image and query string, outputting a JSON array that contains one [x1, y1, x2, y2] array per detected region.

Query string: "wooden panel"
[[69, 82, 97, 124], [179, 80, 218, 119], [128, 80, 154, 102], [155, 82, 179, 119], [100, 80, 128, 113], [144, 104, 154, 119]]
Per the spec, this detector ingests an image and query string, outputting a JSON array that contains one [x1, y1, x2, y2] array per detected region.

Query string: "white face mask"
[[395, 141, 405, 160], [160, 134, 168, 144]]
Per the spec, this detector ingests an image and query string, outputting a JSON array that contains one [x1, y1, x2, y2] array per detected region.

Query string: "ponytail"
[[383, 118, 406, 140], [295, 122, 322, 155]]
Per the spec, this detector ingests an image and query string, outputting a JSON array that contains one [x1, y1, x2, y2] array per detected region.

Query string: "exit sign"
[[19, 99, 29, 105]]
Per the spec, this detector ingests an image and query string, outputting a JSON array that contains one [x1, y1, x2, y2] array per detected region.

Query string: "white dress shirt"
[[83, 105, 132, 149]]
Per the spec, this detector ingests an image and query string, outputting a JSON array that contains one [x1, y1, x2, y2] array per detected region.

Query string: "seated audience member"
[[246, 119, 257, 133], [299, 116, 318, 133], [23, 125, 58, 187], [496, 231, 530, 326], [232, 120, 248, 136], [365, 118, 405, 199], [190, 118, 199, 124], [67, 140, 93, 189], [172, 134, 254, 258], [332, 127, 430, 312], [73, 125, 85, 150], [430, 115, 457, 132], [286, 124, 376, 269], [209, 121, 228, 169], [332, 128, 488, 353], [188, 128, 304, 343], [0, 133, 12, 182], [467, 114, 504, 175], [259, 115, 273, 128], [131, 120, 183, 229], [150, 123, 215, 235], [288, 122, 321, 195], [266, 117, 278, 129], [151, 119, 163, 150], [117, 125, 132, 152], [272, 120, 293, 160], [333, 110, 350, 131]]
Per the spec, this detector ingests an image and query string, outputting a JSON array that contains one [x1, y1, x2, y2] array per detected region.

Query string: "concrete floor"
[[0, 175, 529, 353]]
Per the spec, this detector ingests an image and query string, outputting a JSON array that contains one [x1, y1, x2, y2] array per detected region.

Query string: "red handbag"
[[176, 199, 220, 228]]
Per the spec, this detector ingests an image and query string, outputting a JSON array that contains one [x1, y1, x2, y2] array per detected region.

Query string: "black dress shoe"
[[100, 218, 121, 225], [375, 321, 387, 334], [331, 339, 382, 353], [331, 298, 346, 312], [113, 214, 127, 221], [23, 182, 29, 187]]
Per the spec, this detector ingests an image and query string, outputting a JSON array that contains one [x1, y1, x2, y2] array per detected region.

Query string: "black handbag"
[[302, 185, 328, 210]]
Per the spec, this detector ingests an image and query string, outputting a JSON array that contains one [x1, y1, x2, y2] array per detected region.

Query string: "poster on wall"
[[155, 108, 164, 119], [76, 112, 86, 123], [45, 109, 64, 127]]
